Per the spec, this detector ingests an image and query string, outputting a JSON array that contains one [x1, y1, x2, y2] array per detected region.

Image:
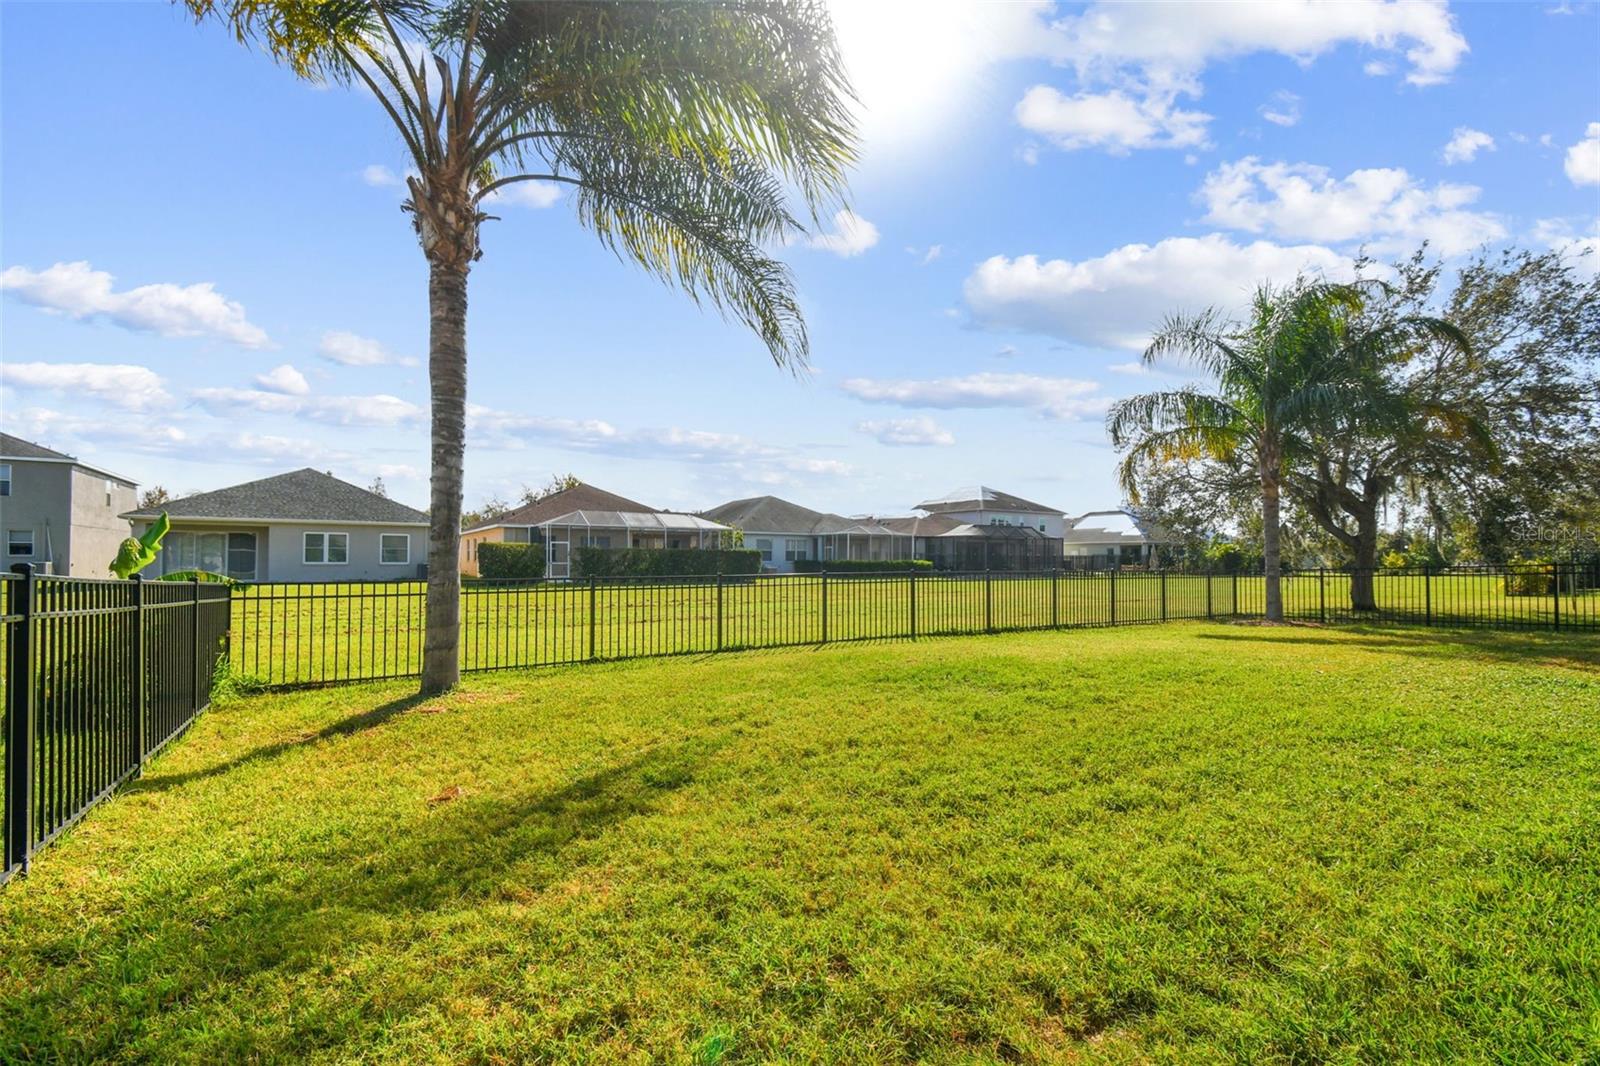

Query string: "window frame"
[[754, 537, 774, 562], [379, 532, 411, 566], [303, 530, 350, 566], [0, 463, 11, 497], [7, 528, 33, 557]]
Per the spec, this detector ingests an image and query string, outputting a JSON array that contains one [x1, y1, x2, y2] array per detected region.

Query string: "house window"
[[163, 531, 252, 577], [1, 464, 11, 496], [304, 531, 349, 565], [380, 533, 410, 565], [226, 533, 257, 579], [592, 535, 612, 550], [784, 539, 809, 562], [755, 538, 773, 562], [7, 528, 33, 556]]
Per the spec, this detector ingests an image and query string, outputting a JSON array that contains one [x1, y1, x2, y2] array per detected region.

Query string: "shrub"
[[792, 559, 933, 574], [1503, 557, 1553, 597], [572, 548, 760, 578], [477, 542, 546, 581]]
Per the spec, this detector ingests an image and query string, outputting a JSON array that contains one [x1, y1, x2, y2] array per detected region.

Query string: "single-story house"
[[875, 514, 1062, 571], [121, 468, 429, 582], [1063, 509, 1164, 568], [538, 510, 730, 579], [699, 495, 916, 572], [459, 481, 655, 576], [1, 432, 139, 577]]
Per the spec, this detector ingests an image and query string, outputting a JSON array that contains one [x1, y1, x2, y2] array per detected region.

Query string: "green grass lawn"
[[2, 623, 1597, 1063], [230, 571, 1598, 685]]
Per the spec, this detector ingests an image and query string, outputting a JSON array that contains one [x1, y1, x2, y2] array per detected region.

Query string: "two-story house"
[[0, 433, 139, 577]]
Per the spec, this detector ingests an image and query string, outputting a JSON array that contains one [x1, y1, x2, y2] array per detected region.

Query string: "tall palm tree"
[[1107, 282, 1370, 621], [185, 0, 856, 693]]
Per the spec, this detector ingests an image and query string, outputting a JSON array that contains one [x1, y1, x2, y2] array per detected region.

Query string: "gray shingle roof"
[[700, 495, 828, 535], [121, 468, 427, 525], [915, 485, 1064, 516], [465, 482, 655, 532], [0, 433, 76, 461]]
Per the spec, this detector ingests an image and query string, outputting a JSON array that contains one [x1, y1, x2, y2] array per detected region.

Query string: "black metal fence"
[[2, 569, 231, 883], [229, 562, 1598, 688]]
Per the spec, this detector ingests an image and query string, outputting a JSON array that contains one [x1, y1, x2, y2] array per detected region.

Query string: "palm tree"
[[185, 0, 856, 693], [1107, 282, 1370, 621]]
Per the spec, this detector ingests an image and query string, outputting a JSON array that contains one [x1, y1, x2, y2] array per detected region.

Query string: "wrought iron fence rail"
[[2, 569, 230, 884], [228, 563, 1596, 690]]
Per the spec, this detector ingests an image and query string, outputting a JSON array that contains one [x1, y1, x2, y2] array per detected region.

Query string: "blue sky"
[[3, 1, 1597, 516]]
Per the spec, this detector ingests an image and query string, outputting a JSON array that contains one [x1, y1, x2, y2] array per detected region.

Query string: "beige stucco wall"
[[459, 526, 508, 577]]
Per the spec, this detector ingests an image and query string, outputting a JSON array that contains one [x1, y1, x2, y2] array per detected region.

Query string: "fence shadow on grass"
[[1194, 625, 1600, 674], [3, 735, 721, 1061]]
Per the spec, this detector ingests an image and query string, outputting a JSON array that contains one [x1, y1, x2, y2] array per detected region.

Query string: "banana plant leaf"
[[110, 512, 171, 579]]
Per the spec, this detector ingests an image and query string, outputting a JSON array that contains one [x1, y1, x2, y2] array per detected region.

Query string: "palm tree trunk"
[[421, 262, 469, 694], [1261, 455, 1284, 622]]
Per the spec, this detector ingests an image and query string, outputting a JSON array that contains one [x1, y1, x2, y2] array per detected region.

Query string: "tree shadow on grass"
[[2, 734, 722, 1061], [127, 692, 434, 794], [1195, 625, 1600, 674]]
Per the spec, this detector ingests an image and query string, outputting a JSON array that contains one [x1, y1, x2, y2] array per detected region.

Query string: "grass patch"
[[1, 623, 1597, 1062]]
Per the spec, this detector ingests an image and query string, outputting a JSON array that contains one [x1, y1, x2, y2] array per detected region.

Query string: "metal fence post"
[[133, 575, 147, 770], [1051, 568, 1059, 628], [908, 568, 917, 638], [191, 577, 202, 711], [1205, 568, 1213, 619], [1318, 567, 1326, 624], [1551, 564, 1560, 631], [1423, 565, 1432, 627], [820, 568, 829, 644], [715, 568, 724, 651], [984, 567, 993, 632], [1110, 566, 1118, 625], [1160, 569, 1167, 622], [6, 565, 36, 875], [1232, 571, 1238, 617], [588, 575, 597, 660]]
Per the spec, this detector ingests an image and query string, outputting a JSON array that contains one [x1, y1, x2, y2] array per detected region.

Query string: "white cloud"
[[191, 387, 423, 427], [1016, 0, 1465, 157], [254, 363, 310, 396], [1014, 86, 1209, 153], [1047, 0, 1468, 89], [921, 245, 943, 264], [1259, 90, 1302, 127], [1363, 59, 1392, 76], [482, 180, 562, 209], [840, 372, 1106, 421], [1442, 127, 1496, 164], [857, 417, 956, 447], [1107, 361, 1150, 376], [1533, 217, 1600, 275], [963, 235, 1359, 351], [1564, 122, 1600, 186], [362, 164, 406, 187], [1196, 157, 1506, 256], [0, 261, 271, 348], [802, 210, 880, 257], [318, 330, 420, 367], [995, 344, 1020, 359], [1, 361, 172, 410]]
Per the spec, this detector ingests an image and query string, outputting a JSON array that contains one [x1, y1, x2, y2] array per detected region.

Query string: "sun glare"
[[829, 0, 1033, 151]]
